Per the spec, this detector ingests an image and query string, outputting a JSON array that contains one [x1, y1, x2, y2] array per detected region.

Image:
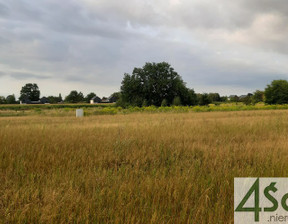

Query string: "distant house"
[[40, 97, 49, 104], [239, 95, 247, 100], [101, 97, 110, 103], [228, 95, 239, 102], [20, 97, 31, 104], [109, 95, 118, 103], [228, 95, 237, 100], [20, 97, 41, 104], [90, 96, 102, 104], [20, 97, 49, 104]]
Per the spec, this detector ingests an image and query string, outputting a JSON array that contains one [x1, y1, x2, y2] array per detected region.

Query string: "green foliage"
[[142, 99, 148, 107], [265, 80, 288, 104], [161, 99, 168, 107], [172, 96, 182, 106], [198, 93, 212, 106], [229, 95, 239, 102], [120, 62, 197, 107], [47, 95, 62, 104], [115, 96, 128, 108], [188, 89, 198, 105], [0, 96, 6, 104], [208, 93, 221, 102], [109, 92, 121, 103], [19, 83, 40, 101], [65, 90, 85, 103], [6, 94, 17, 104], [240, 94, 253, 105], [252, 90, 264, 104], [220, 96, 228, 102]]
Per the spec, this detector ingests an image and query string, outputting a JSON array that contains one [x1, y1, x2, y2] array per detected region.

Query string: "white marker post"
[[76, 109, 84, 117]]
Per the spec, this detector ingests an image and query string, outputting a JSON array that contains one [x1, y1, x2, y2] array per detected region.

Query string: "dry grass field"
[[1, 110, 288, 223]]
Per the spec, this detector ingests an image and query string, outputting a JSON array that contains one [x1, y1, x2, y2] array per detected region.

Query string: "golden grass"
[[1, 110, 288, 223]]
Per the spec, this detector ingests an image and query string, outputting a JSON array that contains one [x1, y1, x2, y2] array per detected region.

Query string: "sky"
[[1, 0, 288, 98]]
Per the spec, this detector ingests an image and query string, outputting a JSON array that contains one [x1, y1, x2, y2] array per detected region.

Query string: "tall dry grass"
[[1, 110, 288, 223]]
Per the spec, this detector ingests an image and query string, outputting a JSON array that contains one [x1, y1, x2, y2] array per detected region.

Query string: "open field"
[[1, 110, 288, 223], [3, 103, 288, 117]]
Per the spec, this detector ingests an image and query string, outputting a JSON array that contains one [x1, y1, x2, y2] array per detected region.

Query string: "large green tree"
[[265, 80, 288, 104], [120, 62, 197, 107], [65, 90, 84, 103], [19, 83, 40, 101]]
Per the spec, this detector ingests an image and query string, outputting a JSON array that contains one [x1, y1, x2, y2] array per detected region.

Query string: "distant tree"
[[220, 96, 228, 102], [58, 93, 63, 102], [0, 96, 6, 104], [6, 94, 16, 104], [65, 90, 84, 103], [252, 90, 264, 104], [47, 96, 56, 104], [208, 93, 221, 102], [265, 80, 288, 104], [198, 93, 212, 106], [176, 88, 197, 106], [109, 92, 121, 103], [187, 89, 198, 106], [85, 92, 97, 103], [120, 62, 196, 107], [19, 83, 40, 101], [241, 93, 253, 105], [229, 95, 239, 102], [47, 96, 58, 104]]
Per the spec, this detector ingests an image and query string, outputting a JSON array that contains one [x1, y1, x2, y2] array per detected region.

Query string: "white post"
[[76, 109, 84, 117]]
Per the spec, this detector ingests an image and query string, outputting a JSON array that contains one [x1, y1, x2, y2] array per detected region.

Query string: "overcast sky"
[[1, 0, 288, 98]]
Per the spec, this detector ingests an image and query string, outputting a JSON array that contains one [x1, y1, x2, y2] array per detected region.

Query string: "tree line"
[[0, 84, 120, 104], [0, 62, 287, 106]]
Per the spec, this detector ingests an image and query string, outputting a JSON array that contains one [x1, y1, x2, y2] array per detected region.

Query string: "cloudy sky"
[[1, 0, 288, 98]]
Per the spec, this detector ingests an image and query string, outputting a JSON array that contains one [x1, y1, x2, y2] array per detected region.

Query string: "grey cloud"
[[194, 69, 287, 89], [9, 72, 50, 80], [0, 2, 9, 16], [240, 0, 288, 15], [0, 1, 118, 39], [166, 1, 253, 30], [0, 36, 10, 44], [0, 0, 42, 22]]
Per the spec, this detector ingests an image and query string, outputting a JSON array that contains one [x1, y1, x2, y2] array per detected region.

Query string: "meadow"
[[3, 102, 288, 117], [1, 108, 288, 223]]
